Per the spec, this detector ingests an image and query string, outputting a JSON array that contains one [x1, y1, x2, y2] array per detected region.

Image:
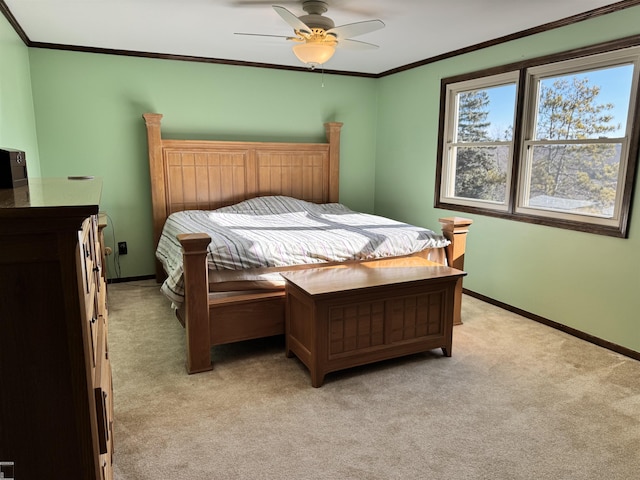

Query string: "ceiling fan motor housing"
[[300, 0, 335, 31], [299, 15, 335, 30]]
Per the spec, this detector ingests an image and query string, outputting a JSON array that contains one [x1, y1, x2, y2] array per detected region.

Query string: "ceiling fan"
[[235, 0, 385, 69]]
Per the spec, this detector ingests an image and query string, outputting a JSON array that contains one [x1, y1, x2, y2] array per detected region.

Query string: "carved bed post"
[[177, 233, 213, 374], [439, 217, 473, 326], [143, 113, 168, 282], [324, 122, 343, 203]]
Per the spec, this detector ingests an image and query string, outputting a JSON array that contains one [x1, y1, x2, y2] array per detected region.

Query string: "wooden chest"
[[282, 257, 466, 387]]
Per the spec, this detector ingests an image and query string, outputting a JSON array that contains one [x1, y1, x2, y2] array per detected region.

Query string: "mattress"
[[156, 196, 450, 305]]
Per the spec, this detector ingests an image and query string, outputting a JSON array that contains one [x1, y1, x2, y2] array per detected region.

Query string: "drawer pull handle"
[[94, 388, 109, 454]]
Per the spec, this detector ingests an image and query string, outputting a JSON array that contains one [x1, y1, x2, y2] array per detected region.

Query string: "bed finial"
[[143, 113, 163, 148], [143, 112, 163, 125]]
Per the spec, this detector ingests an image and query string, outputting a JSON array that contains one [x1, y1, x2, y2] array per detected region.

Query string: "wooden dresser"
[[0, 178, 113, 480]]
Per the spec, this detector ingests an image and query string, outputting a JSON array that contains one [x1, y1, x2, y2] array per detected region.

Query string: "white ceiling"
[[3, 0, 631, 75]]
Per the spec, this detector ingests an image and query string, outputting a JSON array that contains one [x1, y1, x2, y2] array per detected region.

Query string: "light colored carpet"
[[108, 280, 640, 480]]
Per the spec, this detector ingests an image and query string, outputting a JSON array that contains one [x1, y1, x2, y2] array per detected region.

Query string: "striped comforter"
[[156, 196, 450, 305]]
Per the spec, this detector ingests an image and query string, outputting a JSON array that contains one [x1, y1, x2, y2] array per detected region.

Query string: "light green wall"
[[375, 7, 640, 352], [5, 4, 639, 353], [0, 15, 40, 175], [28, 50, 378, 280]]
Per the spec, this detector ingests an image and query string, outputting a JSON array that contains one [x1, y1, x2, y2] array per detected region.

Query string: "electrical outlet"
[[118, 241, 128, 255]]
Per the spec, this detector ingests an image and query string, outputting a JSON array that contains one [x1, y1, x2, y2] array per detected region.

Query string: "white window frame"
[[440, 71, 519, 212], [516, 49, 640, 228], [435, 41, 640, 238]]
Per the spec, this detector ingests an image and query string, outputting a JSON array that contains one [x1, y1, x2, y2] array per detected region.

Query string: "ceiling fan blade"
[[232, 1, 298, 5], [235, 33, 304, 44], [273, 5, 312, 36], [231, 0, 381, 17], [234, 32, 292, 39], [326, 20, 385, 40], [337, 38, 379, 50]]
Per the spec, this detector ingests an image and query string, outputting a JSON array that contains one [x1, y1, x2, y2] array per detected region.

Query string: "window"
[[439, 72, 518, 211], [436, 43, 640, 237]]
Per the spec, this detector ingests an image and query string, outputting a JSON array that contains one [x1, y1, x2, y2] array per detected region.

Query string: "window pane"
[[456, 84, 517, 142], [453, 145, 509, 202], [523, 143, 621, 218], [535, 65, 634, 140]]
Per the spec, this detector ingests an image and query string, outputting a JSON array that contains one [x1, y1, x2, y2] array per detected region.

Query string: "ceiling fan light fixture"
[[292, 42, 336, 69]]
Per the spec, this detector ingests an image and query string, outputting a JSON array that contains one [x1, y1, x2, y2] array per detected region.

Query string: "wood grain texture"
[[0, 179, 112, 479], [439, 217, 473, 326], [144, 114, 471, 374], [144, 113, 342, 280], [282, 258, 466, 387], [177, 233, 213, 374], [143, 114, 343, 373]]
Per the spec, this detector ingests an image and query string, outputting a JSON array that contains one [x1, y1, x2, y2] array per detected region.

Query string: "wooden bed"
[[143, 113, 472, 374]]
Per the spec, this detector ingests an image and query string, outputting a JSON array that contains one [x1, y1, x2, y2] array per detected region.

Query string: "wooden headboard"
[[143, 113, 343, 275]]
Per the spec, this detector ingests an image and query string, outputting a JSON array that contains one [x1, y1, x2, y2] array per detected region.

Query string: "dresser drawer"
[[100, 455, 113, 480], [98, 276, 108, 323], [94, 317, 113, 459], [84, 281, 99, 370], [78, 217, 94, 294]]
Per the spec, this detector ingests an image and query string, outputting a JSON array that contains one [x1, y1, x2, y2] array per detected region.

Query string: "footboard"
[[177, 218, 472, 374]]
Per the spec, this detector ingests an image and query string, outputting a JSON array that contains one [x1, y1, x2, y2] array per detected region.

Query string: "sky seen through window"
[[480, 64, 634, 139]]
